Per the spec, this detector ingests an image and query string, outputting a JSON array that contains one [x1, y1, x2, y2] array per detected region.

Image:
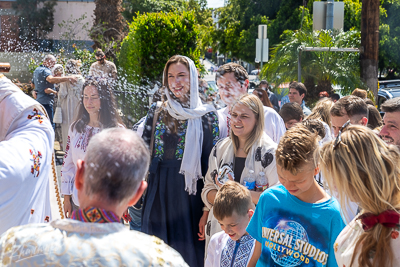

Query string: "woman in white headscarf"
[[141, 55, 219, 267], [58, 59, 85, 150]]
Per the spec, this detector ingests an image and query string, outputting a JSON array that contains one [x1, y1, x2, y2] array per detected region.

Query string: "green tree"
[[263, 29, 364, 102], [12, 0, 57, 49], [122, 0, 212, 56], [118, 11, 202, 120], [214, 0, 316, 63], [214, 0, 368, 63], [378, 0, 400, 78], [91, 0, 128, 61], [343, 0, 362, 31], [122, 0, 187, 22]]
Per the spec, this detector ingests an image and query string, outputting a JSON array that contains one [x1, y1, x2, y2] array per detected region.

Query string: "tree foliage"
[[122, 0, 211, 55], [12, 0, 57, 49], [122, 0, 186, 22], [214, 0, 315, 62], [263, 29, 364, 102], [118, 11, 202, 119], [122, 0, 207, 22], [379, 0, 400, 78], [91, 0, 128, 61], [215, 0, 399, 78]]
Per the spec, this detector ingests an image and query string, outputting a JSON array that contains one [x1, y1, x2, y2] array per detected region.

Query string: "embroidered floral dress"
[[61, 123, 124, 207], [141, 103, 219, 267]]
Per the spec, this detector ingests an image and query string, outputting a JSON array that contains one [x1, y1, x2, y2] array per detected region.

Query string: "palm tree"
[[262, 29, 364, 102]]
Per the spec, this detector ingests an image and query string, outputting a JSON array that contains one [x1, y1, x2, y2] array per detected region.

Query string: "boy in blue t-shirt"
[[247, 124, 345, 267]]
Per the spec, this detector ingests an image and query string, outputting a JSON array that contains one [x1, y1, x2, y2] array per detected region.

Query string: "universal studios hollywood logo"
[[262, 220, 329, 266]]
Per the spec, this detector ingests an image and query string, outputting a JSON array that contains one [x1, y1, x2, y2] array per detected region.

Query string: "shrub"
[[118, 11, 201, 121]]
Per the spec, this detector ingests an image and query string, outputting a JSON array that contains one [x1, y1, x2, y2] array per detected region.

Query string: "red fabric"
[[358, 210, 400, 231]]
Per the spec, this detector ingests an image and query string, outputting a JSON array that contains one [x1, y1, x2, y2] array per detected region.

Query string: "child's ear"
[[313, 164, 320, 176], [248, 209, 255, 219]]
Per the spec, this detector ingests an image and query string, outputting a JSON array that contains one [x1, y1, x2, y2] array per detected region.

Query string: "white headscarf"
[[164, 56, 215, 195]]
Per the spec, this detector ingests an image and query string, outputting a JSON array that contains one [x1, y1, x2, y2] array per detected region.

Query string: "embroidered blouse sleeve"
[[201, 141, 220, 209], [60, 125, 76, 196]]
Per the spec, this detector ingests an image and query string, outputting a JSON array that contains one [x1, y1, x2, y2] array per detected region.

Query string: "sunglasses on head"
[[333, 120, 351, 150]]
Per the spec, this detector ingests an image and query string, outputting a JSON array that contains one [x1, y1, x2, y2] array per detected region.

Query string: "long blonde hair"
[[230, 94, 265, 154], [306, 98, 334, 128], [320, 125, 400, 267]]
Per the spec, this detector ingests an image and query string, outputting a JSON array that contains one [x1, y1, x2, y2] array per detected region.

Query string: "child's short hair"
[[213, 181, 254, 221], [279, 102, 304, 123], [276, 124, 318, 175]]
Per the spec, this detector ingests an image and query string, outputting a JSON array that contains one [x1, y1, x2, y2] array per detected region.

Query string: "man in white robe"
[[215, 63, 286, 142], [0, 74, 54, 235], [0, 128, 188, 266]]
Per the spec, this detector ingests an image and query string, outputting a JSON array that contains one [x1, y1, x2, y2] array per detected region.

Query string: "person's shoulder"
[[217, 106, 228, 116], [259, 185, 287, 204], [202, 110, 218, 121], [124, 231, 189, 266], [209, 230, 228, 246], [1, 223, 56, 244], [68, 121, 80, 135], [106, 60, 117, 67], [263, 105, 280, 117], [303, 106, 312, 114], [260, 132, 278, 147], [215, 136, 231, 148], [325, 197, 344, 214], [149, 101, 161, 114]]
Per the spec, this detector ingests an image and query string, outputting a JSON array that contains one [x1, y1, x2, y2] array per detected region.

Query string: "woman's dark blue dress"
[[141, 103, 219, 267]]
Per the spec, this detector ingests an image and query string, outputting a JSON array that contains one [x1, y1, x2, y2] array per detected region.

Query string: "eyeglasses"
[[333, 120, 351, 150]]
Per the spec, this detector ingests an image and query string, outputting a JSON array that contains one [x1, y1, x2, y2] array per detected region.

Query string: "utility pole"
[[361, 0, 380, 103], [326, 0, 334, 30]]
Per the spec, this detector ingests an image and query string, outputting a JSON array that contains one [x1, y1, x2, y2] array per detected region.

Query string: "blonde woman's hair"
[[230, 94, 264, 154], [320, 125, 400, 267], [306, 98, 334, 128]]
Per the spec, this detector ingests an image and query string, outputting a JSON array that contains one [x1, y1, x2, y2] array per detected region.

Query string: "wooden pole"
[[360, 0, 380, 103]]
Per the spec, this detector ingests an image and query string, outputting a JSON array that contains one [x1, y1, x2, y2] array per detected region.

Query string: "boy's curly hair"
[[276, 124, 318, 175]]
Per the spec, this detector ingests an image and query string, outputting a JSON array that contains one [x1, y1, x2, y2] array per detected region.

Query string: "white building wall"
[[46, 1, 95, 41]]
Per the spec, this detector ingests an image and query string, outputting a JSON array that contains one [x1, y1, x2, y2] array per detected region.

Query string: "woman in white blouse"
[[320, 125, 400, 267], [61, 77, 124, 218], [201, 94, 279, 253]]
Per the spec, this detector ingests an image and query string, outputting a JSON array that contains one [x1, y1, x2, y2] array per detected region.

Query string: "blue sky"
[[207, 0, 225, 8]]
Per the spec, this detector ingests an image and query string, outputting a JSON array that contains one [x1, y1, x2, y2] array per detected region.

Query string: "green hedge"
[[118, 11, 201, 121]]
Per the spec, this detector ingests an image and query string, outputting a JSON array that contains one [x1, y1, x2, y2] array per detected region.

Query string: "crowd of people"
[[0, 53, 399, 267]]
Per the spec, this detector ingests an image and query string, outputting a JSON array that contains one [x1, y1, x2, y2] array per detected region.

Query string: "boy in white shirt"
[[205, 181, 256, 267]]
